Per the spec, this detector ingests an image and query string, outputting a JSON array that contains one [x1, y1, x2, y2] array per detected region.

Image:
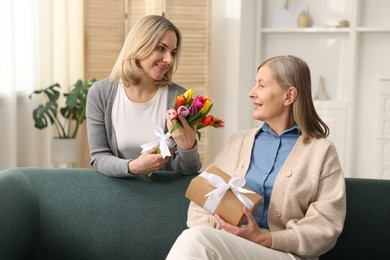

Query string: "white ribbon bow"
[[140, 127, 176, 159], [200, 171, 255, 214]]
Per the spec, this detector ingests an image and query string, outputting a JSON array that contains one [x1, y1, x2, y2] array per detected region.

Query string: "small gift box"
[[185, 166, 262, 226]]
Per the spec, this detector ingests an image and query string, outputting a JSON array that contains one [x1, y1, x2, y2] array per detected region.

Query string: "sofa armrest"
[[0, 168, 39, 259]]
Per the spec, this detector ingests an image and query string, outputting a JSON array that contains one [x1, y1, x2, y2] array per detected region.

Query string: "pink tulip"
[[190, 96, 207, 113], [166, 108, 178, 120], [177, 106, 189, 117]]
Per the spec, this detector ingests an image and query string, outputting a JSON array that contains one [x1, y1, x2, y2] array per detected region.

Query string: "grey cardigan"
[[86, 78, 202, 177]]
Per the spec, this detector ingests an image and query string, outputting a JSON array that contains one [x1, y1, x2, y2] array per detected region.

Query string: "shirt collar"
[[258, 123, 300, 137]]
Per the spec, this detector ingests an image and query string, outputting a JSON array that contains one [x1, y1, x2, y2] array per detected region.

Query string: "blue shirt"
[[245, 124, 300, 228]]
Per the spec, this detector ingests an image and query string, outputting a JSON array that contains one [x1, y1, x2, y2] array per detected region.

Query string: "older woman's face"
[[139, 30, 177, 82], [248, 65, 289, 124]]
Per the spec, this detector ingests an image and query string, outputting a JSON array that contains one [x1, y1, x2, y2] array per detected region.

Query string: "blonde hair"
[[259, 55, 329, 142], [110, 15, 181, 87]]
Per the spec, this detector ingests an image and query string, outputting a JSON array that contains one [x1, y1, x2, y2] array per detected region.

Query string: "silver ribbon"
[[140, 127, 176, 159], [200, 171, 255, 214]]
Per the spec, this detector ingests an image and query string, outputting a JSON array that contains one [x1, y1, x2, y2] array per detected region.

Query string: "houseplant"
[[30, 78, 96, 138], [29, 78, 96, 164]]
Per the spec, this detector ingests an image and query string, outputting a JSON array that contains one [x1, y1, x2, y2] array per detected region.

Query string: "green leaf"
[[170, 121, 183, 133], [30, 83, 61, 132], [197, 130, 202, 140], [62, 79, 95, 123], [196, 123, 205, 130], [173, 90, 178, 108], [32, 100, 58, 129], [29, 83, 61, 102]]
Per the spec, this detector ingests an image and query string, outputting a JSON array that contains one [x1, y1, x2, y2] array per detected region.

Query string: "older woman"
[[167, 55, 346, 260]]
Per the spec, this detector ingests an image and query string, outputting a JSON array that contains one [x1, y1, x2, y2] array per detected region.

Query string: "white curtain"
[[0, 0, 84, 170]]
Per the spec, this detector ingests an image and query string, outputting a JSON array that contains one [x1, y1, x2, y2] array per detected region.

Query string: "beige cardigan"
[[187, 127, 346, 259]]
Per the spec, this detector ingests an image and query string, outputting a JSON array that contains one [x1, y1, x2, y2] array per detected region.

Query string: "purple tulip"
[[188, 105, 197, 115]]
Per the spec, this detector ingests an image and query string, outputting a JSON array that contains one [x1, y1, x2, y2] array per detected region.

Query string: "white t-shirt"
[[111, 83, 168, 159]]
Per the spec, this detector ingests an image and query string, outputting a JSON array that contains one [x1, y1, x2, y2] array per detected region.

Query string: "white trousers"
[[166, 227, 302, 260]]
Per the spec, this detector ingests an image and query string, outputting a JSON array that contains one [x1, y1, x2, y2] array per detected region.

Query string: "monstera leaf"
[[30, 83, 61, 130], [61, 79, 95, 137], [30, 79, 96, 138], [32, 101, 58, 129]]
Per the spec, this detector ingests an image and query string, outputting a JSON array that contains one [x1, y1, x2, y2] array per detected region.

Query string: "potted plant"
[[29, 78, 96, 164]]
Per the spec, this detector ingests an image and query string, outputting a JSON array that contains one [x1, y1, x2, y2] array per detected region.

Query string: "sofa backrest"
[[320, 177, 390, 259], [2, 168, 390, 260], [0, 168, 194, 260]]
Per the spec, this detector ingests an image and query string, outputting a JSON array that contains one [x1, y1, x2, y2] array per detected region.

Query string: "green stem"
[[71, 121, 80, 139], [54, 117, 68, 138], [72, 106, 86, 138]]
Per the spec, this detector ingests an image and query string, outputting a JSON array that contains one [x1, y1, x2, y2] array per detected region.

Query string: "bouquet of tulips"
[[141, 89, 224, 177], [166, 89, 224, 140]]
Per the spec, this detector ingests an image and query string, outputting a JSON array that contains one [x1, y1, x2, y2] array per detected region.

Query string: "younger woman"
[[86, 15, 201, 177]]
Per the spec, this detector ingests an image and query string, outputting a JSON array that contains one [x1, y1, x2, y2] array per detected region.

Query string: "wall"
[[210, 0, 390, 179], [209, 0, 257, 162], [355, 35, 390, 178]]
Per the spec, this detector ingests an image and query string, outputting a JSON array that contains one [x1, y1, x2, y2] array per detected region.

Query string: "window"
[[0, 0, 38, 95]]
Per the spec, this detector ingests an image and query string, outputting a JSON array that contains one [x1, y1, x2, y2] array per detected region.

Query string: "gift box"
[[185, 166, 262, 226]]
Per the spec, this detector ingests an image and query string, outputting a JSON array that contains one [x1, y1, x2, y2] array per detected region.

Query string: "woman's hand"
[[214, 206, 272, 248], [167, 115, 196, 150], [128, 147, 171, 175]]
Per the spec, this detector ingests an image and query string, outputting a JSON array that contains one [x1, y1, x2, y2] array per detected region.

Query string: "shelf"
[[357, 27, 390, 33], [261, 27, 390, 34], [260, 27, 351, 34]]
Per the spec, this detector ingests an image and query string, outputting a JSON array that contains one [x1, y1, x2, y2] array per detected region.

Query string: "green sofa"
[[1, 168, 389, 259]]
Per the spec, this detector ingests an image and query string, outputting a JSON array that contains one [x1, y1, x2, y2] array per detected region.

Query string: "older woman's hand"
[[214, 206, 272, 248], [167, 115, 197, 150]]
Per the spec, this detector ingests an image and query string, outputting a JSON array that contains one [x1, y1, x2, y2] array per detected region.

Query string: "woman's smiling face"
[[138, 30, 177, 82], [248, 65, 288, 124]]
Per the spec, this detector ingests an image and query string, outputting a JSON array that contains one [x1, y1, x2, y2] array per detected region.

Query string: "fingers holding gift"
[[239, 206, 263, 240], [214, 213, 240, 234], [215, 206, 270, 247]]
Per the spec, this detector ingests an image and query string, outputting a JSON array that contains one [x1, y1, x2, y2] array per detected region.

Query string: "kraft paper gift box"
[[185, 166, 262, 226]]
